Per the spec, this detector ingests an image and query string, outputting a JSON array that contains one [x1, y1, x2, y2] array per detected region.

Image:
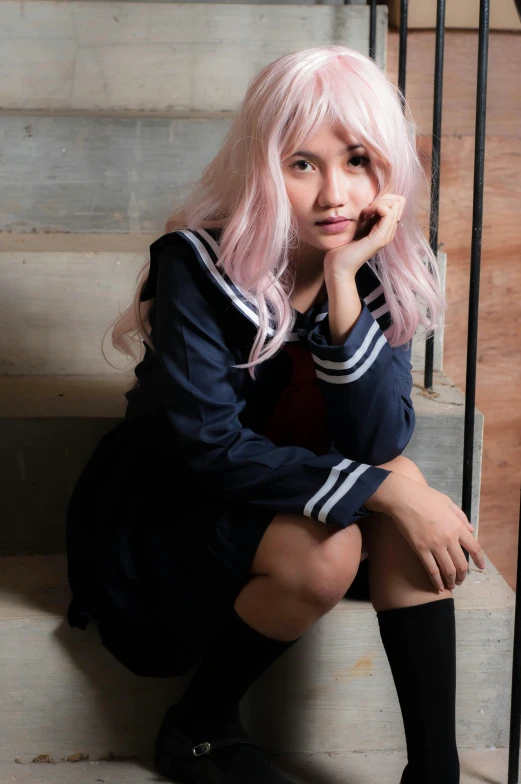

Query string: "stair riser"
[[244, 605, 513, 753], [0, 599, 511, 761], [0, 249, 444, 375], [0, 2, 386, 113], [0, 407, 482, 554]]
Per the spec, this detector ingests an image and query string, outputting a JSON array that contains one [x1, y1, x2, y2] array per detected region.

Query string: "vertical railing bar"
[[424, 0, 445, 392], [461, 0, 489, 562], [368, 0, 377, 61], [398, 0, 408, 113], [508, 489, 521, 783], [505, 8, 520, 778]]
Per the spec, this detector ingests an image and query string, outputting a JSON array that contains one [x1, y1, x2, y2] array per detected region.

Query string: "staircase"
[[0, 1, 514, 781]]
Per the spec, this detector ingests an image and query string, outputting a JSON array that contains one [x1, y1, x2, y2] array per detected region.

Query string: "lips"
[[316, 217, 350, 225]]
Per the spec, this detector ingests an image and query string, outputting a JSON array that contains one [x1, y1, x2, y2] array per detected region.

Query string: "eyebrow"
[[289, 144, 367, 159]]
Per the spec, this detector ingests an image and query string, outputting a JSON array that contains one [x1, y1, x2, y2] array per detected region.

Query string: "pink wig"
[[110, 45, 446, 380]]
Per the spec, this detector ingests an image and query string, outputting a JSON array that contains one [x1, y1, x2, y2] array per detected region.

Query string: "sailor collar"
[[143, 227, 329, 343]]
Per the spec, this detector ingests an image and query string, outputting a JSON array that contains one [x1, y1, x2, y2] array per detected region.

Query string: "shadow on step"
[[0, 551, 371, 767], [53, 615, 196, 762]]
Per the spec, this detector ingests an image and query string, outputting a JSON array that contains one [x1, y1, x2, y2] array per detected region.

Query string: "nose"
[[317, 168, 346, 209]]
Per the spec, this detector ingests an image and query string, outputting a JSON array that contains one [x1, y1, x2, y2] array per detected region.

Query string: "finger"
[[361, 202, 392, 221], [420, 550, 445, 593], [461, 532, 485, 570], [390, 201, 403, 223], [371, 200, 401, 217], [447, 543, 470, 585], [372, 194, 403, 207], [360, 205, 393, 240], [434, 549, 457, 590], [388, 206, 401, 241], [448, 499, 471, 527], [361, 203, 400, 249], [451, 504, 474, 532]]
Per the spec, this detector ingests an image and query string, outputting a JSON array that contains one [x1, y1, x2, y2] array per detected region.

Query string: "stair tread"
[[0, 370, 473, 418], [0, 375, 130, 417], [0, 553, 512, 622], [0, 747, 511, 782], [1, 233, 157, 253]]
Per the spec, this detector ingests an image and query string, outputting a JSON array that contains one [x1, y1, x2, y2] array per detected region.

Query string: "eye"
[[290, 156, 371, 172], [290, 159, 313, 172], [350, 155, 371, 168]]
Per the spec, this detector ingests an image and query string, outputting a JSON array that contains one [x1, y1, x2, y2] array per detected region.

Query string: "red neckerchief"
[[261, 341, 332, 456]]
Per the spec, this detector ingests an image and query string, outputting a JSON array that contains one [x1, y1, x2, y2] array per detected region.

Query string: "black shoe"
[[154, 703, 298, 783]]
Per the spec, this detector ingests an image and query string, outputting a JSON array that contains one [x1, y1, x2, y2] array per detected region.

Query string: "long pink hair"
[[109, 44, 446, 381]]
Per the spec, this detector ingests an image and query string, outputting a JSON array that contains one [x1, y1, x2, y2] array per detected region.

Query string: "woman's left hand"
[[323, 193, 406, 281]]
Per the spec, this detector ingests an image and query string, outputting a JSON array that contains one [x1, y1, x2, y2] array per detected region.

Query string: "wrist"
[[326, 273, 363, 345], [364, 472, 408, 515], [324, 266, 358, 287], [324, 255, 370, 285]]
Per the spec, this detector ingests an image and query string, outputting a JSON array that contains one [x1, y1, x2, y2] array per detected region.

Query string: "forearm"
[[326, 272, 363, 345], [309, 269, 416, 465]]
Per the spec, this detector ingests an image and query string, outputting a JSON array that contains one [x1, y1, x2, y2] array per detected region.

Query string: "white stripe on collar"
[[175, 229, 390, 344], [176, 228, 330, 343], [176, 229, 278, 337]]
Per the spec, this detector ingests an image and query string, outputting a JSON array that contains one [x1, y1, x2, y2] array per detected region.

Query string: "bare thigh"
[[248, 511, 364, 604], [248, 455, 423, 593], [249, 512, 363, 578]]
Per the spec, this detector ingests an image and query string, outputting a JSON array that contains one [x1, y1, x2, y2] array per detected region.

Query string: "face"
[[282, 121, 379, 268]]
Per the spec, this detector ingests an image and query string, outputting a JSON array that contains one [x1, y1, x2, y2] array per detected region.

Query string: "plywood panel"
[[387, 30, 521, 137], [439, 137, 521, 592], [387, 30, 521, 591]]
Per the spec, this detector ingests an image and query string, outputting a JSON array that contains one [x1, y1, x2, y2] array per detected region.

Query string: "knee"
[[294, 524, 363, 610], [378, 454, 428, 486]]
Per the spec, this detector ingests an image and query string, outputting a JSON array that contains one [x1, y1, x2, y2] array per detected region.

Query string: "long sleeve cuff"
[[307, 302, 393, 384]]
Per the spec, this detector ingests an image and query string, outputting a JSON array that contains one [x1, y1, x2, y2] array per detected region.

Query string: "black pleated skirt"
[[66, 346, 370, 680], [66, 417, 286, 678]]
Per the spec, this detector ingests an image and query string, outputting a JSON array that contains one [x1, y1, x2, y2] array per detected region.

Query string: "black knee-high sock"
[[169, 604, 302, 772], [177, 603, 302, 728], [377, 598, 459, 784]]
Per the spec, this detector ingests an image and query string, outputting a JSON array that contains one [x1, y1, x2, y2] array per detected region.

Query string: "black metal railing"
[[426, 0, 446, 395], [510, 489, 521, 782], [368, 0, 377, 60], [508, 12, 521, 784], [376, 0, 490, 563], [369, 1, 521, 780], [461, 0, 489, 557]]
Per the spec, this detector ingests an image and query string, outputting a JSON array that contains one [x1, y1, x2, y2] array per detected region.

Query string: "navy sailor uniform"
[[66, 226, 416, 677]]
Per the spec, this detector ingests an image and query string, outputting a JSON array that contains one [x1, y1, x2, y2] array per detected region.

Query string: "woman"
[[66, 45, 485, 784]]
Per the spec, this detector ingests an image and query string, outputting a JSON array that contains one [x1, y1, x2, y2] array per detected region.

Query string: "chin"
[[320, 234, 352, 245]]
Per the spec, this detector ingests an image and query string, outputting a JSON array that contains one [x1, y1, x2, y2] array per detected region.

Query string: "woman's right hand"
[[366, 473, 486, 592]]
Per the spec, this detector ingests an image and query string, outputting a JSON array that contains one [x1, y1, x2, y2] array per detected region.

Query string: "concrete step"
[[0, 747, 514, 783], [0, 366, 483, 555], [0, 0, 386, 234], [0, 242, 445, 376], [1, 1, 386, 112], [0, 553, 512, 762]]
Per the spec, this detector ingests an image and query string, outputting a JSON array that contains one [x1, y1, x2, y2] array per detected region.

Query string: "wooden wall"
[[387, 29, 521, 590]]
